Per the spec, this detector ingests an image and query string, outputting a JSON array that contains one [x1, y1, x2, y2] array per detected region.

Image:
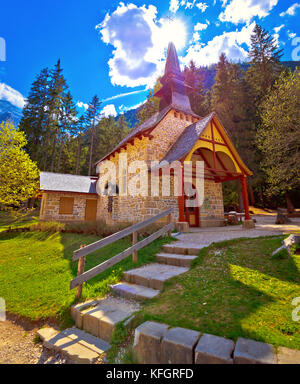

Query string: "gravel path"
[[0, 318, 67, 364], [173, 216, 300, 246]]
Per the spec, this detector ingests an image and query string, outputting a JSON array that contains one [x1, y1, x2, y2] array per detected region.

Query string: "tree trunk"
[[50, 134, 57, 172], [286, 192, 295, 214], [237, 180, 244, 212], [88, 121, 95, 176], [57, 138, 64, 173], [75, 137, 81, 175], [249, 184, 255, 206]]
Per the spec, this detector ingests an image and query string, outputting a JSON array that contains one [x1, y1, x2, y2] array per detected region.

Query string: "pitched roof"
[[160, 112, 215, 164], [40, 172, 97, 194], [154, 111, 252, 176], [161, 42, 184, 83], [96, 104, 199, 164]]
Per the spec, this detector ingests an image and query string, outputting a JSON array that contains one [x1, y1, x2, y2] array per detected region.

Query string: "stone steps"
[[71, 296, 140, 343], [123, 263, 189, 290], [156, 253, 197, 267], [110, 282, 160, 300]]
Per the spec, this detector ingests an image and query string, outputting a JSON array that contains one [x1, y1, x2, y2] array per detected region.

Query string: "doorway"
[[85, 199, 97, 221]]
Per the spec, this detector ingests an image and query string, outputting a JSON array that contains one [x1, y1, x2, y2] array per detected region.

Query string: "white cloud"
[[97, 3, 188, 88], [194, 22, 208, 31], [101, 104, 117, 117], [170, 0, 180, 13], [101, 88, 147, 103], [273, 24, 284, 33], [193, 32, 201, 41], [119, 101, 144, 113], [183, 22, 256, 66], [280, 3, 300, 16], [196, 2, 209, 12], [288, 31, 296, 39], [0, 83, 25, 109], [76, 101, 89, 110], [170, 0, 208, 12], [219, 0, 278, 24]]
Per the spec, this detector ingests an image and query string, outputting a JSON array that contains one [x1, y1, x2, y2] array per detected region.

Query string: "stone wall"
[[199, 180, 224, 227], [40, 192, 98, 222], [97, 110, 197, 225]]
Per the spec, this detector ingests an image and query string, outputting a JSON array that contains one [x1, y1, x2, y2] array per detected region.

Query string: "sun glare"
[[161, 18, 187, 49]]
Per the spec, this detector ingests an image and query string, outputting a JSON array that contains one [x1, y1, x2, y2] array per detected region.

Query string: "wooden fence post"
[[132, 231, 138, 263], [75, 253, 85, 300], [167, 213, 172, 237]]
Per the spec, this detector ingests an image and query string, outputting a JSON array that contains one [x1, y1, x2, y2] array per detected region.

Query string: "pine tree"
[[184, 60, 207, 116], [257, 70, 300, 210], [57, 91, 77, 172], [19, 67, 50, 168], [137, 80, 161, 124], [246, 24, 283, 109], [85, 95, 101, 175], [47, 59, 68, 172]]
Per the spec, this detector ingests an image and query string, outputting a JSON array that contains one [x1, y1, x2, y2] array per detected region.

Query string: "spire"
[[155, 42, 194, 114], [162, 42, 183, 83]]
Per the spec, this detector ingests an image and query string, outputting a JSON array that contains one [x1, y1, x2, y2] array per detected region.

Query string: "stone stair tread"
[[111, 282, 160, 299], [156, 253, 197, 259], [41, 327, 110, 364], [156, 253, 197, 267], [163, 242, 206, 255], [123, 263, 189, 289]]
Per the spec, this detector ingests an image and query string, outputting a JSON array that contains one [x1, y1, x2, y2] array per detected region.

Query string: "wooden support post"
[[75, 256, 85, 300], [167, 213, 172, 237], [240, 176, 250, 220], [132, 231, 138, 263]]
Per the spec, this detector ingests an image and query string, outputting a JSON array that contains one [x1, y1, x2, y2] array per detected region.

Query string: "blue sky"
[[0, 0, 299, 116]]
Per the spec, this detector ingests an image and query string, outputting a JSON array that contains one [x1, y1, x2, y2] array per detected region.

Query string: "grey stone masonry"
[[161, 327, 200, 364], [156, 253, 197, 267], [195, 333, 234, 364], [234, 337, 277, 364], [110, 282, 160, 300], [133, 321, 169, 364], [277, 347, 300, 364]]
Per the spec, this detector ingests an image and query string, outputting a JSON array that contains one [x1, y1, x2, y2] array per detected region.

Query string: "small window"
[[186, 115, 189, 122], [59, 197, 74, 215], [174, 111, 178, 118], [180, 114, 184, 120]]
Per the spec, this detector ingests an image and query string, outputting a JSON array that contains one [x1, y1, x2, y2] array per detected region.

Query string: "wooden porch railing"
[[70, 208, 174, 298]]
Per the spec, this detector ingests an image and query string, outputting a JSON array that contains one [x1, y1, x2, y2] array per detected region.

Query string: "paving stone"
[[43, 327, 110, 364], [195, 333, 234, 364], [133, 321, 169, 364], [156, 253, 197, 267], [234, 338, 277, 364], [161, 327, 200, 364], [61, 328, 110, 355], [277, 347, 300, 364], [111, 282, 160, 300], [37, 327, 58, 342]]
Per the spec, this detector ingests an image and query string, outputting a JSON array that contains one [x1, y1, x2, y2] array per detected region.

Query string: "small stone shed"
[[39, 172, 99, 222]]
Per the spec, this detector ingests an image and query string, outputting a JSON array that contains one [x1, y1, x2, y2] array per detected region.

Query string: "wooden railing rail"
[[70, 209, 174, 297]]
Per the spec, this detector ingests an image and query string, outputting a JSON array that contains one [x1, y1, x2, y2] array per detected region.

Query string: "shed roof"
[[40, 172, 97, 194]]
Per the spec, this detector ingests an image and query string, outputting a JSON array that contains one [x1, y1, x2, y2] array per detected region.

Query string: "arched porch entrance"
[[178, 147, 251, 227]]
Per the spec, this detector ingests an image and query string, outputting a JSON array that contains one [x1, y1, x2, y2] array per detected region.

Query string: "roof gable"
[[40, 172, 97, 194]]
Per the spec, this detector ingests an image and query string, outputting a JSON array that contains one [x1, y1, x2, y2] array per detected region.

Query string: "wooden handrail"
[[73, 208, 173, 261], [70, 208, 174, 294], [70, 222, 174, 290]]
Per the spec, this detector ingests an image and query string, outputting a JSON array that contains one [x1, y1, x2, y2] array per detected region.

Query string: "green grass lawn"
[[0, 230, 172, 327], [136, 236, 300, 350]]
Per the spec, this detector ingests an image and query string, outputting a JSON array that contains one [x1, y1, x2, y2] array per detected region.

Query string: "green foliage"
[[0, 121, 39, 207], [257, 70, 300, 197], [137, 80, 161, 124], [271, 248, 289, 260]]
